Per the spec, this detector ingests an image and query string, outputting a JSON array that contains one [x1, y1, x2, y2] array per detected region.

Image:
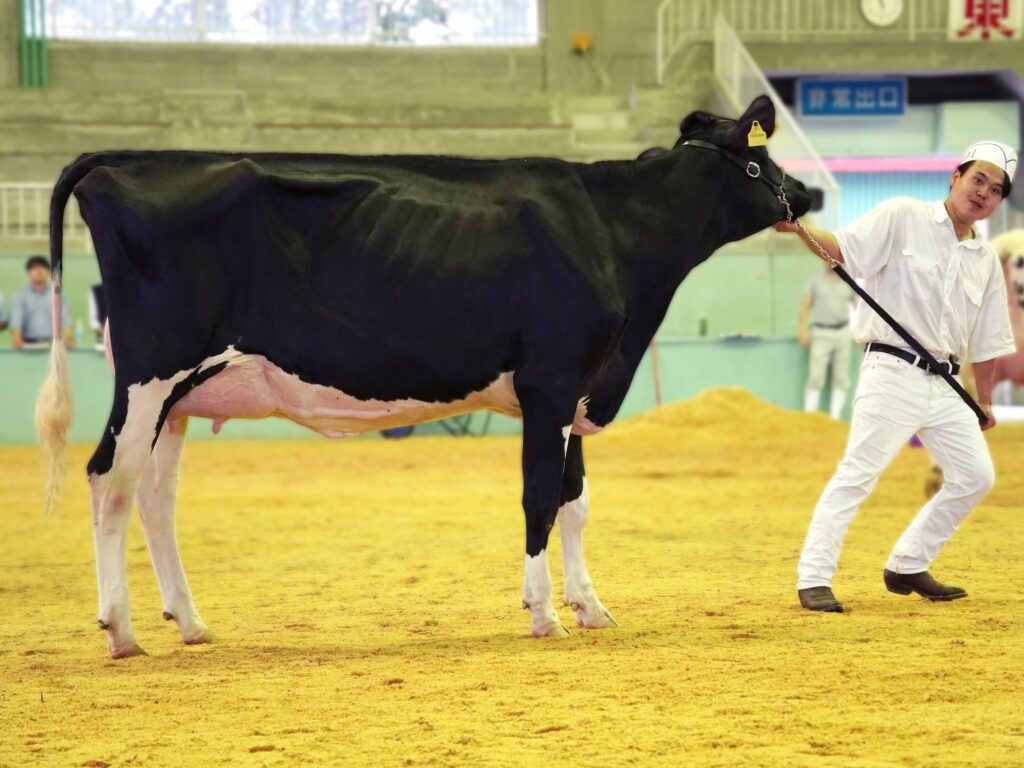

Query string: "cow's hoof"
[[183, 629, 216, 646], [111, 643, 148, 659], [534, 622, 571, 639], [581, 610, 619, 629], [567, 601, 619, 629]]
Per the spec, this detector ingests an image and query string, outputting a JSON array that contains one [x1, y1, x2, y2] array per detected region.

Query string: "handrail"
[[712, 14, 841, 231], [656, 0, 947, 85], [0, 183, 90, 248]]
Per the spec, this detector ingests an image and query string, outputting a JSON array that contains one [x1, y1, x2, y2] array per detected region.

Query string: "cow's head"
[[674, 95, 814, 240]]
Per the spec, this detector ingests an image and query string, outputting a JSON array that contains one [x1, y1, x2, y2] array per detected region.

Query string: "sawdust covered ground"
[[1, 388, 1022, 768]]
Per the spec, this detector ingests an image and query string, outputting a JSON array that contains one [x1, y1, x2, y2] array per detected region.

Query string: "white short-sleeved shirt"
[[835, 197, 1015, 364]]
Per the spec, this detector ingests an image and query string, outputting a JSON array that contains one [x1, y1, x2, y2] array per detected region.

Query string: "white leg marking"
[[90, 472, 141, 658], [136, 417, 212, 645], [558, 479, 617, 629], [92, 376, 190, 658], [522, 551, 567, 638]]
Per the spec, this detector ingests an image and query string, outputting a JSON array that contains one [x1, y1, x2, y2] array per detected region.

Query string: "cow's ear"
[[732, 95, 776, 146], [679, 110, 717, 137]]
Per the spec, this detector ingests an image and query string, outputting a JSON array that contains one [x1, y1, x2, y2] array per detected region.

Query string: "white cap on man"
[[961, 141, 1017, 188]]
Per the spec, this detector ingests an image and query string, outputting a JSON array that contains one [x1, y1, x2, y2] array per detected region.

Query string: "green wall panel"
[[660, 246, 822, 339]]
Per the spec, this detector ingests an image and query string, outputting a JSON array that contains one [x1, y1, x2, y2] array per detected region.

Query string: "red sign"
[[950, 0, 1022, 40]]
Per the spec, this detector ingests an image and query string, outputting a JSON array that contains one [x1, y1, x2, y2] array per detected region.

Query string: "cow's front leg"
[[136, 417, 213, 646], [558, 435, 617, 629], [517, 383, 577, 638]]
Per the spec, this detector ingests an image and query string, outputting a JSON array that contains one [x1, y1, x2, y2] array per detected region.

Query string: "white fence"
[[712, 15, 841, 231], [0, 183, 90, 248], [657, 0, 948, 84]]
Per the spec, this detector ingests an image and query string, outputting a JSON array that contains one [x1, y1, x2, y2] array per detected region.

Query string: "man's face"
[[27, 265, 49, 286], [949, 160, 1006, 224]]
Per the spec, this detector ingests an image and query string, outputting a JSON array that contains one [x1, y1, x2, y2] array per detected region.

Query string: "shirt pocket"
[[962, 275, 983, 308], [901, 249, 938, 300]]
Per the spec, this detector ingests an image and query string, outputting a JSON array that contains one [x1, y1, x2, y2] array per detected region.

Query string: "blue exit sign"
[[798, 78, 906, 117]]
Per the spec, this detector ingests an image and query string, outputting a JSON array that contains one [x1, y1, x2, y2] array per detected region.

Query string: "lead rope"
[[790, 218, 988, 426]]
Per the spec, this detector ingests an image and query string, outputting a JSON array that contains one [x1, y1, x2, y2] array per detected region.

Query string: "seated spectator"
[[10, 255, 73, 349], [88, 283, 107, 347]]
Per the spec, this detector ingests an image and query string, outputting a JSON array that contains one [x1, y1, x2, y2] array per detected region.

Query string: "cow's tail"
[[36, 324, 73, 516], [35, 157, 95, 515]]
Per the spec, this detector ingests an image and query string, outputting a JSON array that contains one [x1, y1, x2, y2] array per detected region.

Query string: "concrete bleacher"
[[0, 0, 716, 194]]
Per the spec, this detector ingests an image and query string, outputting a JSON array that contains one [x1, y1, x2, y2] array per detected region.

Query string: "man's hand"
[[799, 331, 810, 348], [980, 403, 996, 431], [773, 221, 801, 234]]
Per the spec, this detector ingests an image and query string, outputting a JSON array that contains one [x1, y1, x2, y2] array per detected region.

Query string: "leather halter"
[[680, 139, 794, 221]]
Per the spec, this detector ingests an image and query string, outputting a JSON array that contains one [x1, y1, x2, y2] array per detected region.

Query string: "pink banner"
[[779, 156, 963, 174]]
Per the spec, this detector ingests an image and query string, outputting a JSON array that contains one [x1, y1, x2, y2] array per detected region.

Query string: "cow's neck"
[[578, 150, 743, 426], [584, 149, 730, 314]]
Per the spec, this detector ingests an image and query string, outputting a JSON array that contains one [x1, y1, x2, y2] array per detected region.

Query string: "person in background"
[[799, 264, 856, 419], [88, 283, 107, 347], [10, 255, 73, 349], [0, 287, 8, 331]]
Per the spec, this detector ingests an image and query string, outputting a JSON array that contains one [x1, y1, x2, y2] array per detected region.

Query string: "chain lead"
[[794, 218, 840, 268]]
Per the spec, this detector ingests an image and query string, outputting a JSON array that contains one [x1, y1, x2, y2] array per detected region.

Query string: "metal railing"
[[657, 0, 948, 84], [0, 183, 89, 248], [46, 0, 541, 46], [713, 14, 841, 231]]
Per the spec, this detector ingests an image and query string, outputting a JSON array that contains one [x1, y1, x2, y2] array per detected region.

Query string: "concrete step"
[[569, 110, 635, 131], [563, 94, 628, 113], [565, 142, 647, 162], [572, 127, 643, 146], [0, 121, 576, 157], [0, 88, 564, 130]]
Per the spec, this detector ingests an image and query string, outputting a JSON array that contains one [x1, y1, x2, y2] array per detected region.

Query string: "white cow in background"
[[990, 229, 1024, 398]]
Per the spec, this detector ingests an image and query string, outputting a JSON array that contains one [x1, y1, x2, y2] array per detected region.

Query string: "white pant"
[[797, 350, 995, 590], [806, 326, 852, 390]]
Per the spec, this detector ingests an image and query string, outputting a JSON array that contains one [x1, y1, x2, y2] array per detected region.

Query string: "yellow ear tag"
[[747, 120, 768, 147]]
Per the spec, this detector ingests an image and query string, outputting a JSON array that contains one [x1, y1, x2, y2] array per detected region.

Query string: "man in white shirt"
[[775, 141, 1017, 613]]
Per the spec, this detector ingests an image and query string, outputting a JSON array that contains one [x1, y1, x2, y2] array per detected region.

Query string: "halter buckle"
[[745, 161, 761, 179]]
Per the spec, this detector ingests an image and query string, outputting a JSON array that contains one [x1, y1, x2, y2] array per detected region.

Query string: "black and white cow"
[[36, 95, 813, 658]]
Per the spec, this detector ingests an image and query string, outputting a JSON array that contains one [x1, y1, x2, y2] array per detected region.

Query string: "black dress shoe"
[[798, 586, 844, 613], [883, 569, 967, 601]]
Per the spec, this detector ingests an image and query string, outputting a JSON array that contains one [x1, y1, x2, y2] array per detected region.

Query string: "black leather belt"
[[811, 321, 848, 330], [867, 342, 960, 376]]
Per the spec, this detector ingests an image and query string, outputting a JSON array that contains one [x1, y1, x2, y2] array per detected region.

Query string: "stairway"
[[564, 42, 716, 162]]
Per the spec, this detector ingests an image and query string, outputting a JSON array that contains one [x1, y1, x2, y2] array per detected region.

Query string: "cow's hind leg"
[[136, 416, 212, 646], [558, 435, 617, 629], [517, 380, 579, 639], [89, 380, 175, 658]]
